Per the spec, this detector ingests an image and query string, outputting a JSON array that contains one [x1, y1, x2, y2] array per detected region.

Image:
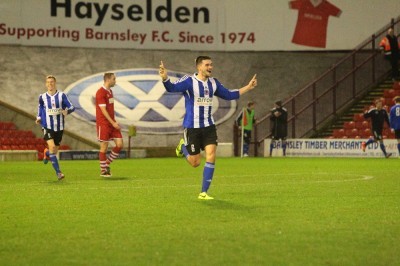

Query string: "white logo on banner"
[[64, 69, 236, 134]]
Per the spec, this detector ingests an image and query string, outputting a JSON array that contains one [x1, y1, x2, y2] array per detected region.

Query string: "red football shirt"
[[95, 86, 115, 125], [290, 0, 341, 48]]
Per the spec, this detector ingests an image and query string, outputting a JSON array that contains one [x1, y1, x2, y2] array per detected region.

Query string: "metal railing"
[[234, 16, 400, 157]]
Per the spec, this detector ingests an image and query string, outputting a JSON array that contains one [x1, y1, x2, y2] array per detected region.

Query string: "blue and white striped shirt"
[[390, 103, 400, 130], [163, 73, 240, 128], [37, 91, 75, 131]]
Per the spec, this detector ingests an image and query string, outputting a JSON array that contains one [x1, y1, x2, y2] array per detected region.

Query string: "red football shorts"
[[97, 123, 122, 142]]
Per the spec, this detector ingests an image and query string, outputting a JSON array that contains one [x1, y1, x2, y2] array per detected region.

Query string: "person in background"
[[379, 27, 400, 81], [389, 96, 400, 157], [36, 75, 75, 180], [159, 56, 257, 200], [270, 100, 288, 156], [361, 98, 392, 158], [236, 101, 256, 157]]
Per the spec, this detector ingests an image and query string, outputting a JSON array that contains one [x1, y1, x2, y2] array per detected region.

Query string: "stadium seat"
[[2, 122, 16, 130], [383, 89, 396, 98], [348, 128, 359, 138], [1, 145, 11, 150], [27, 144, 37, 150], [384, 97, 394, 106], [353, 113, 364, 122], [361, 128, 372, 138], [59, 144, 71, 150], [35, 144, 46, 151], [18, 145, 29, 150], [333, 129, 345, 138], [37, 151, 44, 160], [355, 121, 363, 129], [11, 145, 20, 150], [361, 121, 369, 129], [343, 121, 355, 129], [393, 81, 400, 90], [383, 128, 394, 139]]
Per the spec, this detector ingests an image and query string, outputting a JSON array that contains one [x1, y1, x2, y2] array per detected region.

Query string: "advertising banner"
[[1, 0, 399, 51], [265, 139, 399, 158], [264, 139, 399, 158]]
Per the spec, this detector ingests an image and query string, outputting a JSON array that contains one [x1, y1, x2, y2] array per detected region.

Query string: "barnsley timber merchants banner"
[[0, 0, 399, 51]]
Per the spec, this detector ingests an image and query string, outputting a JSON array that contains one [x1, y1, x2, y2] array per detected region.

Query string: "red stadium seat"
[[347, 128, 359, 138], [1, 122, 16, 130], [333, 129, 345, 138], [11, 145, 20, 150], [37, 151, 44, 161], [27, 144, 37, 150], [383, 128, 394, 139], [384, 97, 394, 106], [361, 128, 372, 138], [361, 121, 369, 129], [355, 121, 362, 129], [343, 121, 355, 129], [59, 144, 71, 150], [393, 81, 400, 90], [353, 113, 364, 122], [1, 145, 11, 150], [384, 89, 396, 98]]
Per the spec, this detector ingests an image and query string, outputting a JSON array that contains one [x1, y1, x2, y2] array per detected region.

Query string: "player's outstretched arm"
[[239, 74, 257, 95], [159, 61, 168, 81]]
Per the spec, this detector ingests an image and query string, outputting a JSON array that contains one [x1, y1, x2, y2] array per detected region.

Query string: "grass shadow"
[[197, 199, 250, 211], [101, 177, 130, 181]]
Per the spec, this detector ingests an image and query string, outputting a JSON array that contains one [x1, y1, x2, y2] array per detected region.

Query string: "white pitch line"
[[0, 174, 374, 191]]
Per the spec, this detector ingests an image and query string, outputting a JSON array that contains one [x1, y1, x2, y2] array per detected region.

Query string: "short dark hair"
[[103, 72, 115, 82], [275, 100, 282, 107], [394, 96, 400, 103], [195, 56, 211, 66]]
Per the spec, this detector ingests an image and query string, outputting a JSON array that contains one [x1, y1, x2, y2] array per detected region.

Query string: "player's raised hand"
[[239, 74, 258, 95], [159, 61, 168, 81], [248, 74, 257, 90]]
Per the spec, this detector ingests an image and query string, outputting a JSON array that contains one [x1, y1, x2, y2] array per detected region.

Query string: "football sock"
[[397, 143, 400, 154], [45, 150, 50, 157], [243, 143, 249, 154], [107, 146, 121, 164], [181, 144, 190, 158], [282, 141, 287, 156], [99, 152, 107, 172], [379, 143, 387, 156], [49, 153, 60, 174], [201, 162, 215, 193], [365, 138, 374, 146], [269, 142, 274, 155]]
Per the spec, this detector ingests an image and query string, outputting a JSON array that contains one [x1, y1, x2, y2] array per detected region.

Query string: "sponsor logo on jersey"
[[47, 108, 63, 116], [195, 97, 213, 106], [64, 69, 237, 133]]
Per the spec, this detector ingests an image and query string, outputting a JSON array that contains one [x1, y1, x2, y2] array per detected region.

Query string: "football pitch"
[[0, 157, 399, 265]]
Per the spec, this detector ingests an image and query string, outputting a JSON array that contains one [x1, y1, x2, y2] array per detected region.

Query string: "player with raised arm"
[[36, 75, 75, 180], [159, 56, 257, 200]]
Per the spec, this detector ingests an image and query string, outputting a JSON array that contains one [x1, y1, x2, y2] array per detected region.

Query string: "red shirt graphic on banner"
[[289, 0, 342, 48]]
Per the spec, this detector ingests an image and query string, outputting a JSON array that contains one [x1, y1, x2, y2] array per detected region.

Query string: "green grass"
[[0, 157, 399, 265]]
